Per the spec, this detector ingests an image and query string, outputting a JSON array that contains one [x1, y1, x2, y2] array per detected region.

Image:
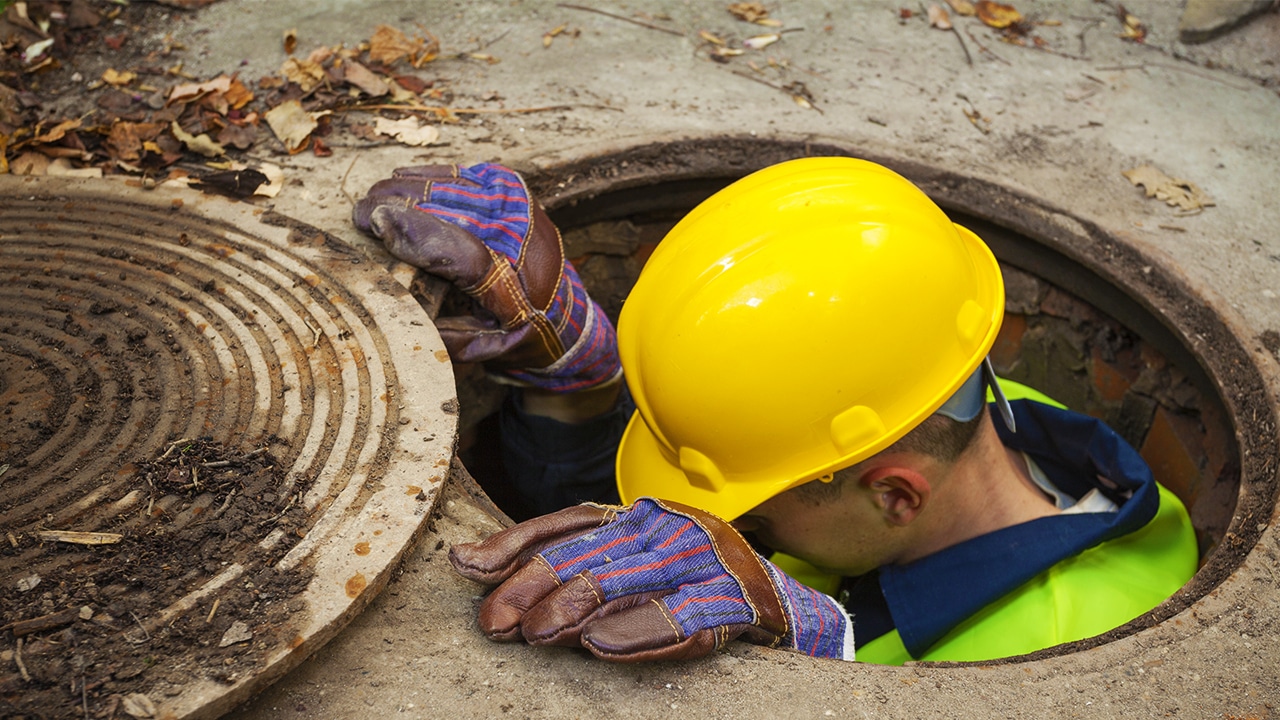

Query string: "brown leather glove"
[[353, 163, 620, 392], [450, 498, 854, 662]]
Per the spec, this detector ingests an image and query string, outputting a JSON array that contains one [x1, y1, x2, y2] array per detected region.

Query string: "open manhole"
[[0, 177, 456, 718], [445, 139, 1278, 662]]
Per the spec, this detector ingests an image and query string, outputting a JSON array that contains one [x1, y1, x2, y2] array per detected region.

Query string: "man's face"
[[731, 467, 899, 577]]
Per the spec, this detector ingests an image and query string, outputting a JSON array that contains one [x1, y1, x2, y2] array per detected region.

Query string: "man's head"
[[613, 157, 1006, 523]]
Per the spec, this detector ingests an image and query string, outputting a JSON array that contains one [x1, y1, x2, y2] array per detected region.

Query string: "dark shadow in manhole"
[[439, 139, 1279, 664]]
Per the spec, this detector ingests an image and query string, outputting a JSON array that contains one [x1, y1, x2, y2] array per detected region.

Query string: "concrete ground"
[[68, 0, 1280, 717]]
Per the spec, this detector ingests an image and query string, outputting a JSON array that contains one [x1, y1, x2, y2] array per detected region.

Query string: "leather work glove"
[[353, 163, 621, 392], [449, 498, 855, 662]]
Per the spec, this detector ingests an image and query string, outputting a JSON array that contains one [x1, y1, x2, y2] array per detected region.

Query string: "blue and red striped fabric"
[[413, 163, 620, 392], [538, 499, 853, 659]]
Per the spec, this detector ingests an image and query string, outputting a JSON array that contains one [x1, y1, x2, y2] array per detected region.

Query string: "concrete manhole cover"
[[0, 176, 456, 718]]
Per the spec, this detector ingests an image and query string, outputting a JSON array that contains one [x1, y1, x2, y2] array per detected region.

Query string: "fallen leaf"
[[264, 99, 324, 153], [946, 0, 976, 15], [102, 68, 136, 87], [34, 118, 82, 144], [281, 56, 326, 93], [699, 30, 727, 46], [374, 116, 440, 146], [393, 75, 430, 94], [975, 0, 1021, 29], [1122, 165, 1214, 212], [120, 692, 156, 719], [9, 151, 49, 175], [743, 33, 780, 49], [1117, 6, 1146, 42], [216, 122, 258, 150], [223, 78, 254, 109], [283, 28, 297, 55], [46, 158, 103, 178], [368, 24, 423, 66], [168, 75, 232, 104], [256, 162, 284, 197], [170, 120, 226, 157], [191, 168, 269, 198], [543, 23, 566, 47], [106, 121, 164, 161], [341, 60, 389, 97], [728, 2, 770, 23], [467, 52, 499, 64], [21, 38, 55, 65], [928, 4, 953, 29]]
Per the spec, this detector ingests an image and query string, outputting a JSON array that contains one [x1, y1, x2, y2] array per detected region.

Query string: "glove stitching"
[[534, 555, 562, 588], [578, 571, 604, 607], [653, 598, 685, 642]]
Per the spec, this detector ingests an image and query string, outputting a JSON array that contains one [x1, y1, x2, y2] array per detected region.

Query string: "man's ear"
[[861, 466, 931, 526]]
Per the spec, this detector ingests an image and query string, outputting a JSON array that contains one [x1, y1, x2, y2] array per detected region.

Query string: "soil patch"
[[0, 439, 313, 719]]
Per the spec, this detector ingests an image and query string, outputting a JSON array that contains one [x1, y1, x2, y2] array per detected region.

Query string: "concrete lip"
[[0, 176, 456, 719], [511, 138, 1278, 661]]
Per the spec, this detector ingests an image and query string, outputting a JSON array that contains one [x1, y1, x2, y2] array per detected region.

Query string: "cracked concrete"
[[66, 0, 1280, 716]]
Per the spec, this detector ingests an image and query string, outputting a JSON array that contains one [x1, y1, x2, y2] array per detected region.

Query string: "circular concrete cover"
[[0, 176, 456, 719]]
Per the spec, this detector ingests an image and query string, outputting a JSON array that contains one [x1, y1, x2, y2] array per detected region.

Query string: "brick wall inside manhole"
[[430, 145, 1276, 662]]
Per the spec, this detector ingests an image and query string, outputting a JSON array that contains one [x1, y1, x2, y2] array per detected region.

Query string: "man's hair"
[[885, 412, 984, 464], [791, 413, 984, 505]]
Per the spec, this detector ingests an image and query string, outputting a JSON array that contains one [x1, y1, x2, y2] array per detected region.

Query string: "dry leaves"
[[928, 4, 953, 30], [727, 2, 781, 26], [1122, 166, 1214, 213], [946, 0, 976, 15], [1114, 4, 1147, 42], [374, 116, 440, 146], [368, 24, 438, 67], [975, 1, 1021, 29], [264, 100, 325, 154]]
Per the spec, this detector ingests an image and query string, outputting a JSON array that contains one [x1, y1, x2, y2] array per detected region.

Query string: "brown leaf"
[[945, 0, 976, 15], [283, 28, 298, 55], [368, 24, 423, 66], [264, 99, 324, 154], [168, 75, 232, 105], [393, 75, 431, 94], [281, 57, 326, 93], [223, 78, 254, 109], [975, 0, 1021, 29], [928, 4, 953, 29], [170, 120, 225, 157], [1122, 166, 1213, 212], [106, 121, 165, 162], [728, 2, 770, 23], [102, 68, 136, 87], [216, 122, 257, 150], [699, 30, 727, 46], [9, 151, 50, 175], [33, 118, 82, 144], [341, 60, 388, 97]]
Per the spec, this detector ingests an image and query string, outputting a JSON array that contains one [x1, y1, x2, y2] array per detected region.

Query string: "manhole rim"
[[514, 135, 1279, 668]]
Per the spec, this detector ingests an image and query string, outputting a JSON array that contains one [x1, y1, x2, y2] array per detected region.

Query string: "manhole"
[[448, 139, 1278, 662], [0, 176, 456, 718]]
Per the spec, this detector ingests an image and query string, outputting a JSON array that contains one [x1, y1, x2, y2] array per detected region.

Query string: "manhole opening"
[[443, 142, 1277, 662]]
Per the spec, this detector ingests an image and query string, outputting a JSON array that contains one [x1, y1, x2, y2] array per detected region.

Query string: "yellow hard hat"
[[615, 157, 1004, 520]]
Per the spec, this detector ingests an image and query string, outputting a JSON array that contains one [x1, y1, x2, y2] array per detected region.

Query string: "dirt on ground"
[[0, 439, 313, 719]]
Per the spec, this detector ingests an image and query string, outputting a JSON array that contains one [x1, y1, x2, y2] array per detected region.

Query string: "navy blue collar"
[[874, 400, 1160, 657]]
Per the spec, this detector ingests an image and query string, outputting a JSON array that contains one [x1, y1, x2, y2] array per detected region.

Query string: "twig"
[[965, 27, 1011, 65], [200, 460, 232, 469], [728, 69, 823, 113], [557, 3, 685, 36], [12, 608, 79, 636], [340, 154, 360, 207], [35, 531, 123, 546], [127, 610, 150, 643], [81, 674, 89, 720], [259, 494, 297, 527], [949, 26, 973, 66], [344, 103, 575, 117], [15, 638, 30, 682], [206, 598, 220, 624], [1097, 62, 1256, 91]]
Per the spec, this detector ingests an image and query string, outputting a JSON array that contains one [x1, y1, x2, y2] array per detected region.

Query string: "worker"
[[353, 158, 1198, 665]]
